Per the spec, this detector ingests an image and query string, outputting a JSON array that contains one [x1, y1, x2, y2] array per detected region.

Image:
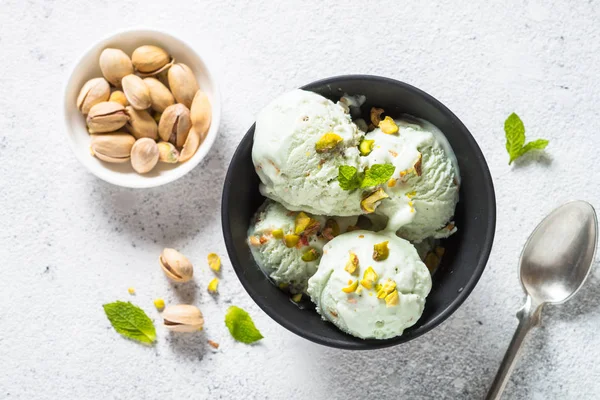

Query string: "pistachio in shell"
[[143, 77, 174, 113], [90, 132, 135, 163], [131, 138, 159, 174], [162, 304, 204, 332], [99, 48, 133, 87], [109, 90, 129, 107], [159, 248, 194, 282], [157, 141, 179, 163], [190, 90, 212, 138], [178, 126, 201, 163], [132, 45, 172, 74], [121, 74, 151, 110], [77, 77, 110, 114], [86, 101, 129, 133], [125, 106, 158, 140], [158, 103, 191, 147], [167, 63, 198, 108]]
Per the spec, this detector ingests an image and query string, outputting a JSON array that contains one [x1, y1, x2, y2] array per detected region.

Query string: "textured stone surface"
[[1, 0, 599, 399]]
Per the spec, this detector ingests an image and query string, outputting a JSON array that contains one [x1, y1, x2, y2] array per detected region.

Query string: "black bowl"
[[222, 75, 496, 349]]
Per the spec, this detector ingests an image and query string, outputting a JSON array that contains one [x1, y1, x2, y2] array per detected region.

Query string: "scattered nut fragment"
[[131, 138, 159, 174], [271, 229, 284, 239], [414, 153, 422, 176], [90, 133, 135, 163], [342, 280, 359, 293], [301, 248, 320, 262], [294, 212, 312, 234], [370, 107, 385, 126], [379, 116, 399, 134], [359, 139, 375, 156], [207, 253, 221, 272], [291, 293, 303, 302], [162, 304, 204, 332], [315, 132, 343, 153], [178, 126, 201, 163], [126, 106, 158, 140], [154, 298, 165, 311], [109, 90, 129, 107], [143, 77, 175, 113], [360, 188, 389, 214], [77, 77, 110, 114], [157, 141, 179, 163], [207, 278, 219, 294], [325, 219, 340, 237], [283, 234, 300, 248], [385, 290, 399, 307], [168, 63, 199, 108], [132, 45, 171, 74], [159, 248, 193, 282], [86, 101, 129, 133], [99, 48, 134, 87], [127, 287, 135, 295], [158, 103, 191, 147], [360, 266, 378, 289], [207, 340, 220, 349], [121, 74, 152, 110], [424, 247, 445, 272], [387, 178, 397, 188], [376, 279, 396, 299], [372, 241, 390, 261], [345, 252, 359, 275], [248, 236, 261, 246], [190, 90, 212, 138]]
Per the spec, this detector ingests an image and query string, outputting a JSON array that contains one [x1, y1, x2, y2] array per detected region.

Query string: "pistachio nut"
[[121, 74, 151, 110], [86, 101, 129, 133], [360, 188, 389, 214], [190, 90, 212, 137], [344, 252, 359, 275], [372, 241, 390, 261], [109, 90, 129, 107], [157, 141, 179, 163], [315, 132, 343, 153], [162, 304, 204, 332], [370, 107, 385, 126], [158, 103, 191, 147], [76, 77, 110, 114], [125, 106, 158, 140], [99, 48, 133, 87], [131, 45, 171, 74], [379, 116, 399, 134], [131, 138, 159, 174], [143, 77, 174, 113], [167, 63, 198, 108], [178, 126, 201, 163], [90, 133, 135, 163], [159, 248, 194, 282], [359, 266, 379, 290]]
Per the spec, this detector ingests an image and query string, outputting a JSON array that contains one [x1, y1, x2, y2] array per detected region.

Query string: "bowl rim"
[[222, 74, 496, 349], [63, 27, 222, 189]]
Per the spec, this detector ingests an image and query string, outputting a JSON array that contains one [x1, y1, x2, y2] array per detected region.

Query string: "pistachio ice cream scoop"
[[307, 230, 432, 339], [252, 89, 364, 216], [248, 200, 358, 294]]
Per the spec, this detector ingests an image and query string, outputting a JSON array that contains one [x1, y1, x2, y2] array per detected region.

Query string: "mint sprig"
[[337, 165, 361, 190], [337, 163, 395, 190], [225, 306, 264, 344], [103, 301, 156, 345], [505, 113, 549, 165]]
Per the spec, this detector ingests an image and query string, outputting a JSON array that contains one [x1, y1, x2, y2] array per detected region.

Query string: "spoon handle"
[[486, 296, 544, 400]]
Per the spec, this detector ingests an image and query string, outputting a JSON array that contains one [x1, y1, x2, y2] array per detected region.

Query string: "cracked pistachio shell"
[[90, 132, 135, 163], [125, 106, 158, 140], [162, 304, 204, 332], [130, 138, 159, 174], [132, 45, 171, 74], [178, 126, 201, 163], [121, 74, 151, 110], [167, 63, 198, 108], [99, 48, 133, 87], [190, 90, 212, 138], [143, 77, 174, 113], [77, 77, 110, 114], [157, 141, 179, 163], [109, 90, 129, 107], [160, 248, 193, 282], [158, 103, 191, 147], [86, 101, 129, 133]]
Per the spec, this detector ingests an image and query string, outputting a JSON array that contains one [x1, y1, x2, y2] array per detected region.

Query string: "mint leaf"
[[360, 163, 396, 188], [103, 301, 156, 345], [521, 139, 549, 155], [504, 113, 549, 164], [225, 306, 264, 344], [337, 165, 361, 190]]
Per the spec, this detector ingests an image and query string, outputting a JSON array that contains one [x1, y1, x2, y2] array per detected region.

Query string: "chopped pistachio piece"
[[385, 290, 399, 307], [249, 236, 261, 246], [301, 247, 320, 262], [360, 188, 389, 214], [294, 212, 312, 234], [414, 153, 422, 176], [284, 234, 300, 248], [360, 266, 378, 289], [344, 252, 359, 275], [292, 293, 303, 302], [207, 253, 221, 272], [325, 219, 340, 237], [372, 241, 390, 261], [271, 228, 284, 239], [315, 132, 343, 153], [387, 178, 397, 188], [208, 278, 219, 293], [359, 139, 375, 156], [342, 280, 359, 293], [370, 107, 384, 126], [153, 298, 165, 311], [127, 287, 135, 295], [406, 191, 417, 198], [376, 279, 397, 298], [379, 116, 399, 134]]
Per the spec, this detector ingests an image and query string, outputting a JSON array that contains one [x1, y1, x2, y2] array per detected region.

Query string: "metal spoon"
[[486, 200, 598, 400]]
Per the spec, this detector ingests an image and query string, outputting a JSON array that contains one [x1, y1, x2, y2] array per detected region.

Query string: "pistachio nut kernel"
[[360, 188, 389, 214], [143, 77, 175, 113], [271, 229, 284, 239], [315, 132, 343, 153], [190, 90, 212, 138], [376, 279, 397, 299], [291, 293, 303, 302], [86, 101, 129, 133], [162, 304, 204, 332], [370, 107, 385, 126], [131, 138, 159, 174], [132, 45, 171, 74], [109, 90, 129, 107], [159, 248, 194, 282], [77, 77, 110, 114], [158, 103, 192, 147], [325, 219, 340, 237], [153, 112, 162, 124], [414, 153, 423, 176], [301, 248, 320, 262], [372, 241, 390, 261], [90, 133, 135, 163], [207, 278, 219, 294], [207, 253, 221, 272], [385, 290, 399, 307], [341, 280, 359, 293], [125, 106, 158, 140], [379, 116, 399, 134], [359, 139, 375, 156], [157, 141, 179, 163], [344, 252, 359, 275], [178, 126, 201, 163], [121, 74, 152, 110], [360, 266, 379, 289], [99, 48, 134, 87], [283, 234, 300, 248], [167, 63, 199, 108], [153, 298, 165, 311], [294, 212, 312, 234]]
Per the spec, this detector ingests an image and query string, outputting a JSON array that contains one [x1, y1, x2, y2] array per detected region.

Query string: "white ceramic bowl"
[[64, 29, 221, 188]]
